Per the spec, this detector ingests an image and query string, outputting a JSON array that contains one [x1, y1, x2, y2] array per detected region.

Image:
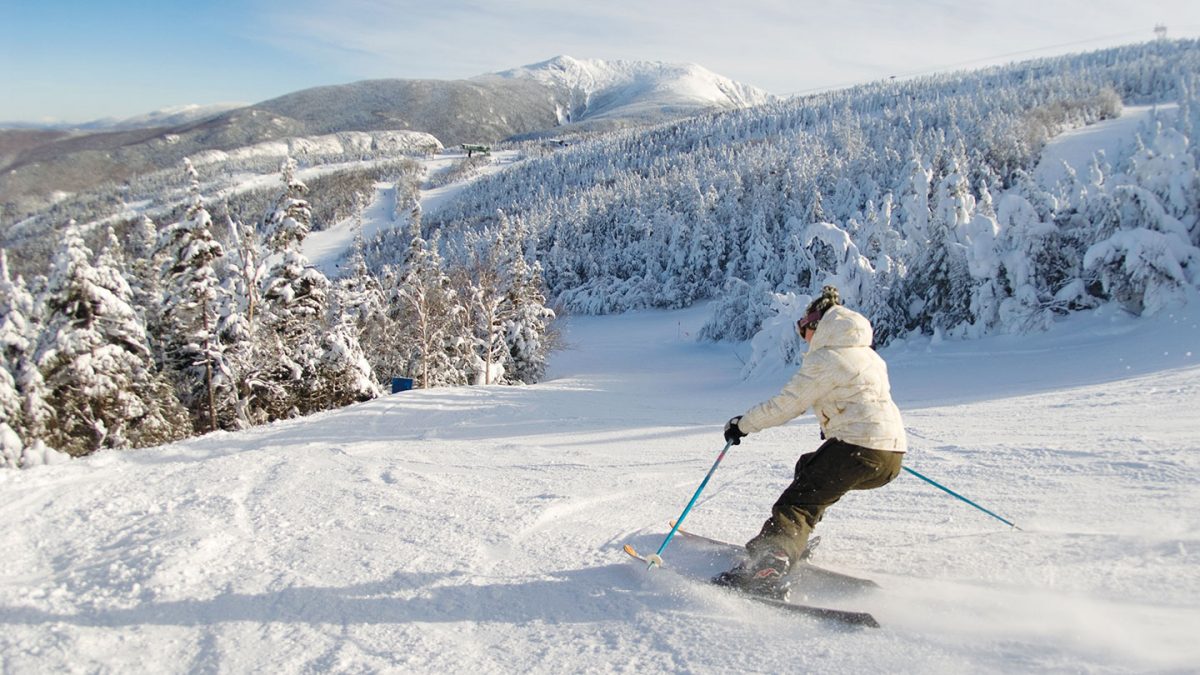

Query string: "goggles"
[[796, 309, 822, 334]]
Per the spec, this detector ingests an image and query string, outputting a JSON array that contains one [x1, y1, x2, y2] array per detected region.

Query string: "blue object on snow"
[[391, 377, 414, 393]]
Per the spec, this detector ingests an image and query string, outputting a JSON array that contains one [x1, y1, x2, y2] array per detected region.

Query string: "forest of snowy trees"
[[0, 157, 555, 467], [3, 39, 1200, 467], [429, 40, 1200, 352]]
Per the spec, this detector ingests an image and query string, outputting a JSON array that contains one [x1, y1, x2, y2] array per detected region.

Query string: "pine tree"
[[126, 215, 164, 335], [464, 219, 512, 385], [685, 210, 723, 302], [1084, 185, 1200, 315], [263, 157, 311, 255], [338, 233, 395, 385], [158, 159, 230, 432], [394, 227, 459, 388], [500, 218, 557, 384], [0, 250, 52, 455], [211, 214, 262, 429], [226, 215, 264, 328], [897, 156, 933, 247], [257, 156, 376, 414], [0, 392, 23, 468], [1129, 122, 1195, 220], [0, 251, 28, 467], [698, 276, 774, 342], [742, 206, 773, 286], [314, 300, 381, 407], [962, 181, 1006, 335], [37, 222, 187, 456], [908, 164, 974, 333], [801, 221, 877, 311], [260, 247, 330, 415]]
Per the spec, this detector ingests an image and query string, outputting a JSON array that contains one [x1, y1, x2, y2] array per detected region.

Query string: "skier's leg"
[[715, 440, 901, 593], [747, 440, 902, 563]]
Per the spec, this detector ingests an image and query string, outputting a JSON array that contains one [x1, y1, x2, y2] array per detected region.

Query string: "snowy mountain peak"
[[483, 55, 776, 124]]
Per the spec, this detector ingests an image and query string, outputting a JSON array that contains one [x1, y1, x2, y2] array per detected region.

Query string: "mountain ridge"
[[0, 56, 771, 216]]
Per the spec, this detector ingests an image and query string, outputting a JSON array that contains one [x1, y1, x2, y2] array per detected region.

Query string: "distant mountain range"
[[0, 56, 774, 215], [0, 103, 248, 133]]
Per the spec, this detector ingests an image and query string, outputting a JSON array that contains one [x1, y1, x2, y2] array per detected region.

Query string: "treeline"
[[0, 158, 555, 467]]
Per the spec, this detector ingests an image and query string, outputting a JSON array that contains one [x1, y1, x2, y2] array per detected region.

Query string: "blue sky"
[[3, 0, 1200, 124]]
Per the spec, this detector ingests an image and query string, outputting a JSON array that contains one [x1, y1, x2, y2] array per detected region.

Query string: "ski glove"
[[724, 416, 746, 445]]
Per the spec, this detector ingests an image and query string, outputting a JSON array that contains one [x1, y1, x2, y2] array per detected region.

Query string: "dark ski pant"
[[745, 438, 903, 564]]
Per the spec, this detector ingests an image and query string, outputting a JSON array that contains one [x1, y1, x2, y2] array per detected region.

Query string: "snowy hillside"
[[3, 95, 1199, 666], [1, 299, 1197, 673], [301, 148, 520, 276], [187, 129, 441, 168], [2, 54, 774, 216], [78, 103, 249, 132], [486, 55, 776, 123]]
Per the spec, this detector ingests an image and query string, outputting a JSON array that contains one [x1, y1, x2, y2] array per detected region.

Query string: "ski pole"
[[645, 439, 734, 569], [902, 466, 1020, 530]]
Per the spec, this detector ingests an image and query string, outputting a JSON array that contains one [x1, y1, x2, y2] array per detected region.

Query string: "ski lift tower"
[[1154, 24, 1168, 40]]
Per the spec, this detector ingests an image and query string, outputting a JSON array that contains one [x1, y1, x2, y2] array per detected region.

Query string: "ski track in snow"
[[303, 150, 522, 277], [1034, 104, 1178, 188], [1, 301, 1198, 673]]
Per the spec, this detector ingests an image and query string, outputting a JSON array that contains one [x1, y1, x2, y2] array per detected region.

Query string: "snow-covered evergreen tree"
[[0, 251, 53, 460], [263, 157, 312, 255], [1084, 185, 1200, 314], [896, 156, 933, 249], [801, 221, 877, 311], [37, 222, 187, 456], [1129, 120, 1196, 220], [260, 248, 331, 415], [908, 164, 975, 333], [394, 227, 460, 388], [314, 304, 381, 407], [337, 234, 396, 385], [126, 214, 163, 329], [740, 291, 811, 379], [699, 277, 773, 343], [963, 185, 1006, 336], [209, 214, 264, 429], [501, 218, 556, 384], [226, 214, 264, 328], [158, 159, 230, 432], [464, 218, 514, 385], [0, 251, 29, 467], [258, 157, 378, 413], [992, 192, 1070, 331]]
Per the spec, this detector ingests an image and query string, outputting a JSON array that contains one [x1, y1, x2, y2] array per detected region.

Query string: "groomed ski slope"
[[1, 298, 1197, 673], [2, 102, 1199, 672]]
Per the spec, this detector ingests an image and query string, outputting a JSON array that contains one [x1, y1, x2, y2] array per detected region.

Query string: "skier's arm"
[[737, 356, 836, 434]]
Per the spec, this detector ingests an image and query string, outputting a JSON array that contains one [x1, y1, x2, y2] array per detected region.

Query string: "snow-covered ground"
[[3, 99, 1198, 673], [1034, 103, 1176, 187], [303, 149, 522, 276], [1, 297, 1197, 673]]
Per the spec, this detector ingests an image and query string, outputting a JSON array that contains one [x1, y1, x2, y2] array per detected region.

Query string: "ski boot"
[[712, 548, 791, 600]]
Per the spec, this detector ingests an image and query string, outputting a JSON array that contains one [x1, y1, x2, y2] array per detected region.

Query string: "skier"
[[714, 285, 906, 597]]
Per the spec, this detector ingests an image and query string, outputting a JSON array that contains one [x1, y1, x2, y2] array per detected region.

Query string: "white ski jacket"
[[738, 306, 907, 452]]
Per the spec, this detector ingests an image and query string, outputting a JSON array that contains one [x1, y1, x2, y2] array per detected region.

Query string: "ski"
[[668, 523, 880, 590], [622, 544, 880, 628]]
